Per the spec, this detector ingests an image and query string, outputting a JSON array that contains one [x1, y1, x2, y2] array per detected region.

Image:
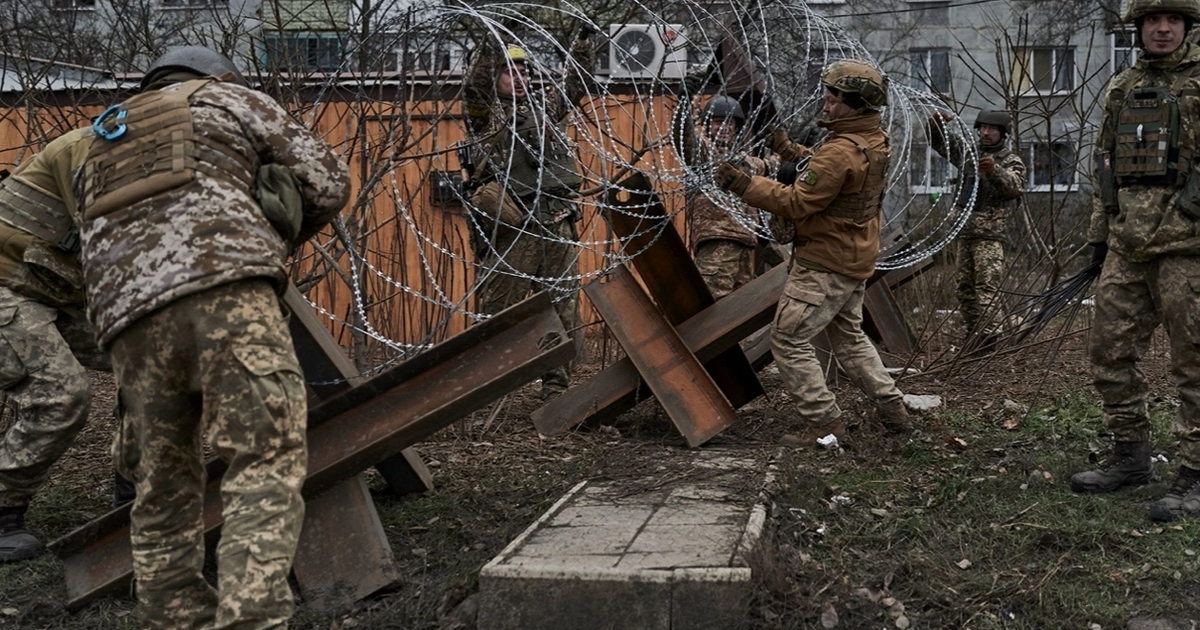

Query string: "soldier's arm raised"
[[987, 152, 1026, 200], [740, 143, 851, 220], [236, 87, 351, 243], [463, 40, 499, 134]]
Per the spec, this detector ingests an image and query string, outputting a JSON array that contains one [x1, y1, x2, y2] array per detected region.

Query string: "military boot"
[[782, 417, 849, 447], [1069, 441, 1154, 494], [875, 399, 912, 434], [0, 506, 42, 563], [1148, 466, 1200, 522], [112, 470, 136, 508]]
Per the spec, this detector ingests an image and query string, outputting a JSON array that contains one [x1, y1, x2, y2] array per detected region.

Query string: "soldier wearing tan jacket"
[[715, 59, 909, 441]]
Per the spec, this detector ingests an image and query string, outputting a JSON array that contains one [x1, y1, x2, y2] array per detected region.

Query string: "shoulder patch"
[[800, 169, 819, 186]]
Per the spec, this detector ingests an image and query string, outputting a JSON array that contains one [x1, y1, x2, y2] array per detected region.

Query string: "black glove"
[[715, 162, 751, 196], [676, 71, 708, 96], [1090, 242, 1108, 267], [578, 23, 599, 40], [776, 162, 798, 186]]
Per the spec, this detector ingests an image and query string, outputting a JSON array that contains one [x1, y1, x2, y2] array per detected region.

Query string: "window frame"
[[262, 31, 347, 74], [51, 0, 97, 11], [909, 47, 952, 94], [1024, 139, 1079, 192], [1111, 29, 1138, 74], [908, 142, 953, 194], [1013, 46, 1076, 96]]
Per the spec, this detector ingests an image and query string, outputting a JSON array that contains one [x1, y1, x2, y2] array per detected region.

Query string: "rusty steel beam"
[[51, 292, 573, 609], [534, 262, 787, 436], [585, 267, 737, 447], [602, 171, 764, 407], [285, 285, 434, 496]]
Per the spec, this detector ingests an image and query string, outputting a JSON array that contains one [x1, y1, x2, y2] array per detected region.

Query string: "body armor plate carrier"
[[0, 178, 78, 252], [1114, 82, 1196, 187], [81, 78, 257, 221], [822, 132, 889, 221], [485, 105, 582, 199]]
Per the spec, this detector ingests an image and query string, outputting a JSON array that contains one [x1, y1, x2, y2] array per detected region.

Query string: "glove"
[[1090, 242, 1108, 267], [769, 126, 792, 154], [578, 23, 599, 40], [978, 156, 995, 175], [715, 161, 751, 196], [776, 162, 798, 186], [677, 72, 708, 96]]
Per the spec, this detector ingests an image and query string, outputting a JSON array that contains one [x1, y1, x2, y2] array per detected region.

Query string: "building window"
[[1112, 30, 1138, 73], [910, 48, 951, 93], [163, 0, 228, 7], [909, 143, 952, 193], [1013, 47, 1075, 94], [52, 0, 96, 9], [397, 34, 467, 74], [263, 33, 346, 73], [1025, 141, 1078, 190], [909, 1, 950, 25]]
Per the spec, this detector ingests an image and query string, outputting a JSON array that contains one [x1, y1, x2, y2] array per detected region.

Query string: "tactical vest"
[[1113, 77, 1198, 186], [0, 177, 78, 252], [823, 132, 889, 221], [80, 78, 257, 221], [953, 145, 1017, 210], [487, 103, 582, 198]]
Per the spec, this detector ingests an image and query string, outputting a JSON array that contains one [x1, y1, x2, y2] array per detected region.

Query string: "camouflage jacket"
[[461, 36, 594, 202], [0, 127, 93, 308], [930, 127, 1026, 242], [674, 100, 776, 248], [77, 79, 350, 346], [1088, 42, 1200, 261]]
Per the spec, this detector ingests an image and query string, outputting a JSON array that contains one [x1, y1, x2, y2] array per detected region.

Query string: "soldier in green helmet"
[[1071, 0, 1200, 522], [928, 109, 1026, 351], [461, 27, 597, 400]]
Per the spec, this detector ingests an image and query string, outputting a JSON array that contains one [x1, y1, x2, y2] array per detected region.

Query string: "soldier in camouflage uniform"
[[675, 94, 778, 299], [462, 29, 595, 400], [929, 109, 1026, 346], [1071, 0, 1200, 523], [77, 46, 350, 629], [715, 60, 910, 441], [0, 127, 99, 563]]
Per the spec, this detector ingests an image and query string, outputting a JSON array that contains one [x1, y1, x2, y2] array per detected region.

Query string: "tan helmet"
[[1125, 0, 1200, 22], [820, 59, 889, 110]]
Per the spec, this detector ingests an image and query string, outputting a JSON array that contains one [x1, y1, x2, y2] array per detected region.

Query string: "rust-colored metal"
[[51, 292, 573, 609], [602, 171, 764, 407], [534, 262, 787, 436], [585, 267, 737, 447]]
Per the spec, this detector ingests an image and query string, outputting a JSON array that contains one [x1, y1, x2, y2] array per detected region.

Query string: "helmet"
[[141, 45, 245, 91], [820, 59, 888, 110], [701, 96, 745, 123], [974, 110, 1011, 136], [505, 45, 527, 63], [1125, 0, 1200, 22]]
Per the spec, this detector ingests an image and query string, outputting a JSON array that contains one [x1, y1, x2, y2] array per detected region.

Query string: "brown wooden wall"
[[0, 91, 689, 352]]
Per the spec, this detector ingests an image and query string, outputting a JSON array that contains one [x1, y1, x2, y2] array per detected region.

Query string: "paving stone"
[[477, 448, 769, 630]]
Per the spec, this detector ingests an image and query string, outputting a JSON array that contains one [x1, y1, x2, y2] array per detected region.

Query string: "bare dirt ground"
[[2, 314, 1199, 630]]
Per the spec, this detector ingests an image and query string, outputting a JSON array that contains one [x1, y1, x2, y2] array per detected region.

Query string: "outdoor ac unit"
[[608, 24, 687, 79]]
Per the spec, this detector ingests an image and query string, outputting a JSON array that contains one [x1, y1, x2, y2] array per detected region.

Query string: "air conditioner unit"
[[609, 24, 687, 80]]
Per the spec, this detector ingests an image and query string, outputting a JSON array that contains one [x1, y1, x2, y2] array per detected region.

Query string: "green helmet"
[[820, 59, 888, 110], [1125, 0, 1200, 22], [141, 45, 246, 91], [974, 110, 1011, 136], [701, 96, 745, 123]]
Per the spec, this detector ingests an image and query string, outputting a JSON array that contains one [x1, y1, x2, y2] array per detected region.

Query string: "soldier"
[[77, 46, 350, 629], [0, 127, 98, 563], [928, 109, 1026, 348], [462, 28, 596, 400], [676, 94, 778, 299], [715, 59, 910, 441], [1070, 0, 1200, 523]]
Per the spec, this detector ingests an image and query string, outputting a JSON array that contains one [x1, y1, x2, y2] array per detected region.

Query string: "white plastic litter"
[[903, 394, 942, 411]]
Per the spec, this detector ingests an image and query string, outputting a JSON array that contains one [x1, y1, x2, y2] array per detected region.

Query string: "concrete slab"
[[478, 449, 771, 630]]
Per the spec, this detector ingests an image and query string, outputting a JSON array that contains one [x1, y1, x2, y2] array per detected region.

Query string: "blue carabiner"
[[92, 104, 127, 141]]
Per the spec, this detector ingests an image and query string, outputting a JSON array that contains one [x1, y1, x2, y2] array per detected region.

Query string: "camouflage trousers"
[[1090, 253, 1200, 469], [694, 239, 755, 300], [770, 265, 903, 425], [109, 280, 307, 630], [956, 238, 1005, 334], [476, 217, 579, 391], [0, 286, 91, 508]]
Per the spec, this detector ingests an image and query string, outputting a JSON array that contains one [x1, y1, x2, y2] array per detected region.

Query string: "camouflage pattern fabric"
[[929, 130, 1026, 243], [1090, 254, 1200, 469], [78, 79, 350, 347], [109, 280, 306, 630], [0, 286, 90, 508], [694, 240, 755, 300], [770, 264, 903, 425], [475, 213, 579, 392], [955, 238, 1005, 334]]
